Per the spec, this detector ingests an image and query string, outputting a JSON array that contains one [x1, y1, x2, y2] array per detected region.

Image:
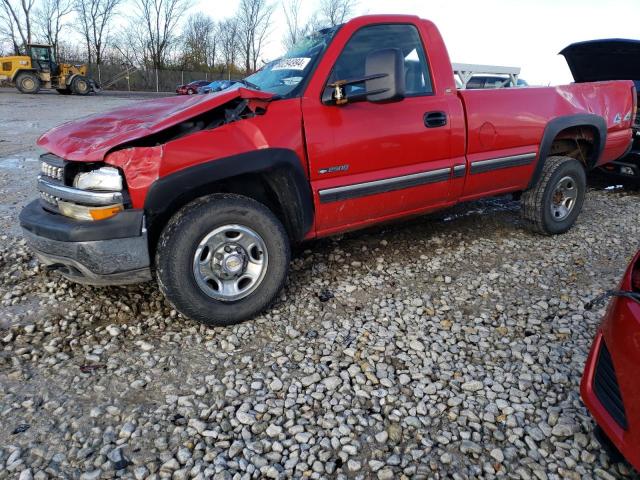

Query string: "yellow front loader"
[[0, 44, 97, 95]]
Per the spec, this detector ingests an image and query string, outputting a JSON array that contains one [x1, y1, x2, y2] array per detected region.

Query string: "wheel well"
[[548, 125, 598, 168], [12, 69, 38, 82], [146, 170, 304, 258]]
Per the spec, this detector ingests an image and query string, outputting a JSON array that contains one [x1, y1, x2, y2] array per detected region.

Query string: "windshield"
[[244, 26, 339, 97]]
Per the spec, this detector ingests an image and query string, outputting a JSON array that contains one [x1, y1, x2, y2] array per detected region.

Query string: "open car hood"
[[560, 39, 640, 85], [38, 87, 274, 162]]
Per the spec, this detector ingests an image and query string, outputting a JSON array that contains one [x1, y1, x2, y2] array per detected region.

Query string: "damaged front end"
[[20, 152, 150, 285], [37, 88, 275, 162], [20, 88, 277, 285]]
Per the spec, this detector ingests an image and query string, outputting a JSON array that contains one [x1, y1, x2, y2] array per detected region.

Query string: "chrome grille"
[[39, 191, 59, 206], [40, 162, 64, 181], [39, 153, 65, 182]]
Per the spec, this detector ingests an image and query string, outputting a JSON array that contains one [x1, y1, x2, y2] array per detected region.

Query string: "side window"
[[329, 24, 433, 96], [465, 77, 485, 89]]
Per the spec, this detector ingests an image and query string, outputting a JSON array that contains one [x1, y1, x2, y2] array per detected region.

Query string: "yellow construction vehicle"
[[0, 44, 97, 95]]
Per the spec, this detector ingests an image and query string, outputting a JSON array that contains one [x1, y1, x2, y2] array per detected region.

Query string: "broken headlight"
[[57, 166, 124, 221], [73, 166, 123, 192]]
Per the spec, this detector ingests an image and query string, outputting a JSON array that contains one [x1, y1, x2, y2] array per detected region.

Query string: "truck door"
[[302, 23, 454, 236]]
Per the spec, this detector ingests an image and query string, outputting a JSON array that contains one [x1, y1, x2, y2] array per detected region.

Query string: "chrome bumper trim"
[[38, 177, 123, 206]]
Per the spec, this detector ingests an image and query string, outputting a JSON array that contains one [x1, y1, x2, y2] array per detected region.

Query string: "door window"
[[328, 24, 433, 96]]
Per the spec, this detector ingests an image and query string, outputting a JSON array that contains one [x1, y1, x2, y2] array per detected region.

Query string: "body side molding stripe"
[[453, 165, 466, 178], [470, 152, 537, 175], [319, 167, 451, 203]]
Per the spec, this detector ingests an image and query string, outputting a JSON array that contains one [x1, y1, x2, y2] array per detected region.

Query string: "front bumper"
[[581, 294, 640, 471], [19, 200, 151, 286]]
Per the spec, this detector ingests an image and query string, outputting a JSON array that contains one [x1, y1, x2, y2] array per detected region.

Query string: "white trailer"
[[453, 63, 521, 89]]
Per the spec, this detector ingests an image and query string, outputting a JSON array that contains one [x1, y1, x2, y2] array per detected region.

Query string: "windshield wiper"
[[238, 79, 261, 90]]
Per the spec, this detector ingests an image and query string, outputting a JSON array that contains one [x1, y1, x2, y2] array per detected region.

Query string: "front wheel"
[[71, 76, 91, 95], [521, 156, 586, 235], [15, 72, 40, 94], [155, 194, 291, 326]]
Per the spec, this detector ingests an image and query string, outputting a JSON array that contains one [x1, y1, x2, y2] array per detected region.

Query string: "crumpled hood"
[[560, 39, 640, 86], [37, 87, 274, 162]]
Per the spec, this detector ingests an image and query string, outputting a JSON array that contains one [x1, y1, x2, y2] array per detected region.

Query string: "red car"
[[176, 80, 209, 95], [582, 251, 640, 471], [20, 15, 635, 326]]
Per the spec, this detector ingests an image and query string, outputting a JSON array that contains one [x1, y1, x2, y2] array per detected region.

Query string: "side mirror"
[[365, 48, 405, 103], [323, 48, 406, 106]]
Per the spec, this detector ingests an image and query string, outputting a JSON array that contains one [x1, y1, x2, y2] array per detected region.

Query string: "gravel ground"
[[1, 91, 640, 479]]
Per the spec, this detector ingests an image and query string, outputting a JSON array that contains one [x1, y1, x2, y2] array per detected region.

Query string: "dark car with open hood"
[[561, 39, 640, 187]]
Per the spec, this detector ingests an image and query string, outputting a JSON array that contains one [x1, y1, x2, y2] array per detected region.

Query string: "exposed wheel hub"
[[550, 175, 578, 221], [214, 245, 247, 278], [193, 225, 268, 302]]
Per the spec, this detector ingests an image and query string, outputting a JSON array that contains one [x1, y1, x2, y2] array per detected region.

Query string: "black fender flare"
[[144, 148, 314, 242], [528, 114, 607, 189], [12, 68, 38, 82]]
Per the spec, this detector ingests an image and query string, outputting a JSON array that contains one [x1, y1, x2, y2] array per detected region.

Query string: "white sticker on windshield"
[[272, 58, 311, 71]]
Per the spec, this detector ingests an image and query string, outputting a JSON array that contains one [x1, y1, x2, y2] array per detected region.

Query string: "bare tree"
[[181, 12, 217, 70], [74, 0, 122, 65], [133, 0, 191, 70], [236, 0, 274, 73], [317, 0, 356, 27], [0, 0, 36, 54], [218, 17, 239, 78], [282, 0, 304, 50], [0, 3, 21, 53], [35, 0, 73, 59], [114, 23, 145, 66]]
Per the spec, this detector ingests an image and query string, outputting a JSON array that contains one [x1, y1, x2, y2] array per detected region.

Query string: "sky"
[[197, 0, 640, 86]]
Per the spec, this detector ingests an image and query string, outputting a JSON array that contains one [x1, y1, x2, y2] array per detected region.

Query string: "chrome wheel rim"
[[550, 175, 578, 221], [192, 224, 268, 302]]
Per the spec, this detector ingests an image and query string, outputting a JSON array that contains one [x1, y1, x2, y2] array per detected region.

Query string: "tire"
[[155, 194, 291, 326], [71, 76, 91, 95], [521, 156, 586, 235], [187, 89, 195, 95], [15, 72, 40, 94], [56, 88, 72, 95]]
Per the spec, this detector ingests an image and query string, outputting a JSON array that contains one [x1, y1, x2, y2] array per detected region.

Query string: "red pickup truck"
[[20, 15, 636, 325]]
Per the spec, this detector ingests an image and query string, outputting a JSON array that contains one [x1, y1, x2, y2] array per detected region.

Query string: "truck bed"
[[456, 81, 634, 198]]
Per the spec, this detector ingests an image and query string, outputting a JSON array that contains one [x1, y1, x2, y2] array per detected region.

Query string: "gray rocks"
[[79, 470, 101, 480], [322, 375, 342, 390], [461, 380, 484, 392], [490, 448, 505, 463], [300, 372, 321, 386], [269, 378, 283, 391]]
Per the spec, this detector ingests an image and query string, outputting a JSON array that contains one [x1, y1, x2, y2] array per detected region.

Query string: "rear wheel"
[[15, 72, 40, 94], [155, 194, 290, 326], [521, 156, 586, 235], [71, 76, 91, 95]]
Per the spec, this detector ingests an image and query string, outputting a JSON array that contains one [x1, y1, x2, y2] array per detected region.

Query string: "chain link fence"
[[88, 64, 237, 92]]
